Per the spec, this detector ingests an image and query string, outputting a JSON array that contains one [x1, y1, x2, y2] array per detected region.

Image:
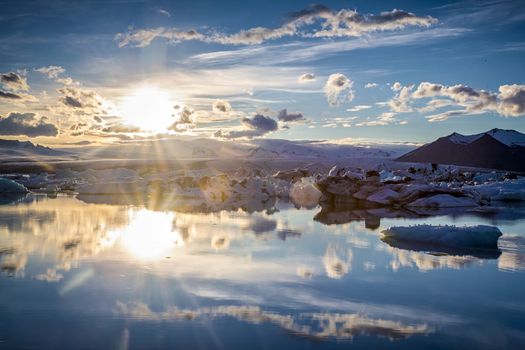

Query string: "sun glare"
[[119, 87, 174, 133], [117, 210, 184, 260]]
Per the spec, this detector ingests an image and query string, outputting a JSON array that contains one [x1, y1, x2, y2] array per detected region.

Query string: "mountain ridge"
[[397, 129, 525, 171]]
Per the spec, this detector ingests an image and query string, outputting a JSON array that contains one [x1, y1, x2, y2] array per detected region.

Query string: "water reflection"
[[1, 194, 525, 348], [114, 302, 432, 341]]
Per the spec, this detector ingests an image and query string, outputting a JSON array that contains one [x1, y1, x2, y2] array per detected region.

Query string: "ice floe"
[[382, 225, 502, 248]]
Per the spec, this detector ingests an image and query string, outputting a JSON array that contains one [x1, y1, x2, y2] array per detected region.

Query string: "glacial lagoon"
[[0, 194, 524, 349]]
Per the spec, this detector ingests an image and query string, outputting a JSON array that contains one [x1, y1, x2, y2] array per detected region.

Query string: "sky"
[[1, 0, 525, 145]]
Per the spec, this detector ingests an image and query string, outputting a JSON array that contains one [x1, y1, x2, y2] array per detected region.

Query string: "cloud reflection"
[[114, 301, 432, 341]]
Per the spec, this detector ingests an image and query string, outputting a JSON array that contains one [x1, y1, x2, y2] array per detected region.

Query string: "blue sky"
[[1, 0, 524, 144]]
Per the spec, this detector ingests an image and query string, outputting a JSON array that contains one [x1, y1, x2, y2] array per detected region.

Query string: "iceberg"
[[0, 178, 29, 194], [382, 224, 502, 248]]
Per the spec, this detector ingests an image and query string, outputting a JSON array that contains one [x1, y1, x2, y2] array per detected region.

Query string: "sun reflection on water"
[[114, 209, 184, 260]]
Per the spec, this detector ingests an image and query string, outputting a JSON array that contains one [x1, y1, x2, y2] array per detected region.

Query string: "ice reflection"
[[498, 236, 525, 271]]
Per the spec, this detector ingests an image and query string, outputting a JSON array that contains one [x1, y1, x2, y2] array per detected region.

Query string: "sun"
[[119, 87, 174, 133]]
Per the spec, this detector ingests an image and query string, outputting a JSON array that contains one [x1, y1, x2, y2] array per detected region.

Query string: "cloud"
[[411, 82, 499, 121], [57, 87, 112, 115], [242, 114, 278, 132], [115, 27, 206, 48], [0, 112, 58, 137], [116, 6, 437, 47], [384, 81, 525, 122], [221, 114, 278, 139], [324, 73, 354, 106], [497, 84, 525, 117], [356, 112, 399, 126], [0, 90, 38, 102], [346, 105, 371, 112], [35, 65, 76, 86], [388, 84, 414, 112], [1, 72, 29, 91], [0, 90, 22, 99], [101, 123, 141, 133], [277, 109, 305, 122], [212, 99, 231, 113], [391, 82, 402, 91], [35, 66, 65, 79], [365, 83, 378, 88], [189, 28, 466, 66], [169, 104, 196, 132], [298, 73, 315, 83], [157, 8, 171, 17]]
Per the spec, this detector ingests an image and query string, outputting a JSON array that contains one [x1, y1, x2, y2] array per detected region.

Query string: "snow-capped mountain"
[[0, 139, 69, 158], [59, 138, 404, 160], [448, 128, 525, 147], [397, 129, 525, 171]]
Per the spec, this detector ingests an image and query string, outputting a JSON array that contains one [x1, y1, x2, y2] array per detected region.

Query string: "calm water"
[[1, 194, 524, 349]]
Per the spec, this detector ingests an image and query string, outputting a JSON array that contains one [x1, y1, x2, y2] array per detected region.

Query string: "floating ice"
[[382, 225, 502, 248], [0, 178, 29, 194]]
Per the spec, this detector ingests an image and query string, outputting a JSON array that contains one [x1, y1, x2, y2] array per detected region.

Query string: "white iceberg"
[[382, 225, 502, 248]]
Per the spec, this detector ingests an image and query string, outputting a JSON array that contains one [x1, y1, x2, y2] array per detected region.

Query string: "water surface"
[[1, 195, 524, 349]]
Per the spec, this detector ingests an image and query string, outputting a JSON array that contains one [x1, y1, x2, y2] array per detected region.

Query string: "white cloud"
[[391, 82, 402, 91], [35, 66, 65, 79], [497, 84, 525, 117], [324, 73, 354, 106], [347, 105, 371, 112], [298, 73, 315, 83], [116, 6, 437, 48]]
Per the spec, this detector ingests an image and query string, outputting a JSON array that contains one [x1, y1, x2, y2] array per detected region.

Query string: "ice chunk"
[[366, 188, 400, 205], [0, 178, 29, 194], [465, 178, 525, 202], [289, 178, 322, 208], [382, 225, 502, 248], [406, 194, 477, 208]]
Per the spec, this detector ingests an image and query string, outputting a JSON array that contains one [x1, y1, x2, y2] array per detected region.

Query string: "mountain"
[[397, 129, 525, 171], [248, 139, 396, 159], [63, 138, 404, 161], [0, 139, 69, 158]]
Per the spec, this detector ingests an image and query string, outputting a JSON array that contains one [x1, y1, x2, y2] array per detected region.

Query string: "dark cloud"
[[57, 87, 110, 116], [0, 112, 58, 137], [221, 114, 278, 139], [242, 114, 278, 132], [169, 105, 196, 132], [1, 72, 29, 91], [0, 91, 22, 99], [277, 109, 305, 122], [212, 99, 231, 113], [63, 96, 83, 108], [101, 123, 141, 133]]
